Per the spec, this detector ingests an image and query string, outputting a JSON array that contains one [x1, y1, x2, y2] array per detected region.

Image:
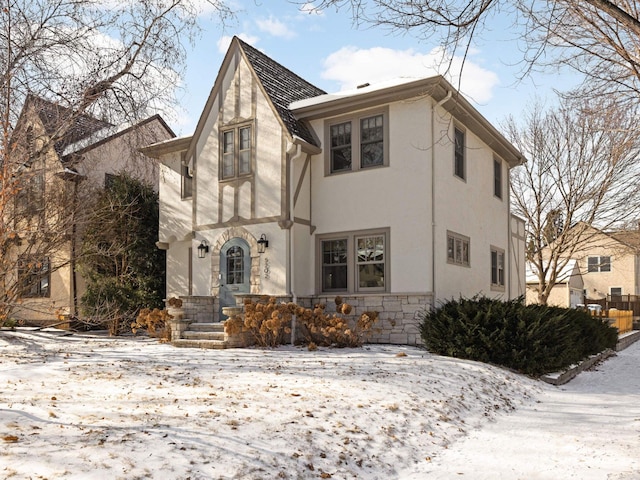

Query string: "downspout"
[[431, 90, 452, 307], [287, 142, 304, 345], [71, 178, 79, 317], [507, 175, 512, 300]]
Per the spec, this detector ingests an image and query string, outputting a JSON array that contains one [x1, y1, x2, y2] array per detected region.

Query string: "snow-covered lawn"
[[0, 329, 638, 479]]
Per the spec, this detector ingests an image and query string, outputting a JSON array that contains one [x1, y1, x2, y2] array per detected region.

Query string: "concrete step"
[[188, 322, 225, 332], [171, 339, 229, 349], [182, 330, 225, 341]]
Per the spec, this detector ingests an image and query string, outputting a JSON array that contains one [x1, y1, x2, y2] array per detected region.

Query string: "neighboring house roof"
[[237, 38, 326, 146], [526, 259, 582, 285], [24, 94, 113, 156], [62, 114, 176, 158], [606, 230, 640, 252]]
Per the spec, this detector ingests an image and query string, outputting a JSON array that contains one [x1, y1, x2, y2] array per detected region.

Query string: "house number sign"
[[264, 258, 270, 280]]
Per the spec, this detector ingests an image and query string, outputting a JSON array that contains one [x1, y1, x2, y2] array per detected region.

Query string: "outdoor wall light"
[[197, 240, 209, 259], [257, 234, 269, 254]]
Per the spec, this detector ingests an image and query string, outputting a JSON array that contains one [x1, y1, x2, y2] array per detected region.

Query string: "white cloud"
[[255, 16, 296, 39], [321, 46, 499, 104], [216, 33, 260, 54]]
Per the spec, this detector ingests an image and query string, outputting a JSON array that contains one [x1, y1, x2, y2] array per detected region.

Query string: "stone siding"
[[179, 296, 215, 323], [178, 293, 432, 346], [298, 293, 432, 346]]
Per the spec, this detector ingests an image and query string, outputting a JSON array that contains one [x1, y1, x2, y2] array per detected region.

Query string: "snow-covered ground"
[[0, 329, 638, 480]]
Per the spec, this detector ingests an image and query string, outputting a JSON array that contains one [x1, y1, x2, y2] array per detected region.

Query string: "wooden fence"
[[585, 295, 640, 317], [590, 309, 633, 335]]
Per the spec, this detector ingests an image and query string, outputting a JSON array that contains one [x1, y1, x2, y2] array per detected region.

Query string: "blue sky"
[[172, 0, 580, 135]]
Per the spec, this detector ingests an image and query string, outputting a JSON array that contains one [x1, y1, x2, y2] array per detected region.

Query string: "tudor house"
[[142, 37, 526, 345], [8, 95, 174, 325]]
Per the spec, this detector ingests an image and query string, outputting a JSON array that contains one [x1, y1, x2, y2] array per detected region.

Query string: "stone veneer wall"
[[297, 294, 432, 347], [178, 296, 215, 323], [179, 293, 432, 346]]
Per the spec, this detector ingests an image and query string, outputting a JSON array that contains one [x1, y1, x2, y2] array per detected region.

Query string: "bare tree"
[[0, 0, 234, 324], [304, 0, 640, 101], [505, 95, 640, 305]]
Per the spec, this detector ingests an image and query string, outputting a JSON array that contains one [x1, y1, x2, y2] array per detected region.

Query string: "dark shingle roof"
[[237, 38, 326, 146], [27, 94, 112, 155]]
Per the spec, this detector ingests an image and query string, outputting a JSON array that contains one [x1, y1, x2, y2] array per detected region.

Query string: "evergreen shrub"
[[419, 296, 618, 376]]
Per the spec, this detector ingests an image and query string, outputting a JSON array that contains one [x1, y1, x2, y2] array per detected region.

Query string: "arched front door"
[[219, 238, 251, 320]]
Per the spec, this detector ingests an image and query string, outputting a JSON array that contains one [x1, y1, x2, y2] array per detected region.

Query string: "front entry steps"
[[172, 322, 229, 349]]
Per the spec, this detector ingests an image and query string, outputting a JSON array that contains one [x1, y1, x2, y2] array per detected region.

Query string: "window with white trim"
[[318, 229, 389, 293], [447, 231, 470, 267], [221, 124, 252, 180], [587, 256, 611, 272], [326, 109, 388, 175], [491, 247, 505, 288]]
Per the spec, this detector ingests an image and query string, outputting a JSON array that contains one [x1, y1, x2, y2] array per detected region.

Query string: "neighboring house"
[[575, 226, 640, 300], [142, 37, 526, 345], [526, 223, 640, 308], [8, 95, 174, 325], [526, 259, 584, 308]]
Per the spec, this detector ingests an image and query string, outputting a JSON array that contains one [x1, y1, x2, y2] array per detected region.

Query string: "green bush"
[[419, 296, 618, 376]]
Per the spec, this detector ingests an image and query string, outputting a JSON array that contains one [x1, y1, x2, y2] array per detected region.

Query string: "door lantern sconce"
[[257, 234, 269, 254], [197, 240, 209, 259]]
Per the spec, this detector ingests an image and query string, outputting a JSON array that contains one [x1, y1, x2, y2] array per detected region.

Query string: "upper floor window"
[[330, 122, 352, 173], [15, 164, 45, 216], [318, 228, 389, 293], [221, 124, 252, 180], [491, 247, 505, 288], [454, 127, 465, 180], [447, 231, 470, 267], [588, 256, 611, 273], [18, 256, 50, 298], [326, 109, 388, 175], [360, 114, 384, 168], [494, 158, 502, 199]]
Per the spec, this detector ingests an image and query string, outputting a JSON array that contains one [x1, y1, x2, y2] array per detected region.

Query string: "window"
[[360, 115, 384, 168], [326, 109, 388, 175], [322, 238, 348, 291], [330, 122, 352, 172], [610, 287, 622, 296], [491, 247, 505, 288], [221, 124, 252, 180], [494, 158, 502, 199], [16, 165, 44, 215], [454, 127, 465, 180], [181, 164, 192, 199], [18, 256, 50, 298], [447, 232, 470, 267], [356, 234, 385, 289], [587, 256, 611, 273], [226, 246, 245, 284], [319, 229, 389, 293]]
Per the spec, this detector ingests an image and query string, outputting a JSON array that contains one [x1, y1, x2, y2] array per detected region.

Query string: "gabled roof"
[[237, 38, 326, 146], [24, 94, 112, 155], [526, 259, 582, 285]]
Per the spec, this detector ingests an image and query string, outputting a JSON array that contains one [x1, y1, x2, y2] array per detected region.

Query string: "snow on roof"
[[289, 76, 425, 110], [526, 259, 580, 284]]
